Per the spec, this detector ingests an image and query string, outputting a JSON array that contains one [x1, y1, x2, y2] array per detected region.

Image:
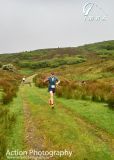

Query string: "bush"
[[0, 71, 22, 104], [31, 61, 49, 69], [33, 74, 47, 88], [2, 64, 16, 72], [18, 56, 86, 70], [34, 72, 114, 109], [0, 63, 2, 68], [107, 94, 114, 109], [0, 71, 19, 159], [56, 80, 113, 108]]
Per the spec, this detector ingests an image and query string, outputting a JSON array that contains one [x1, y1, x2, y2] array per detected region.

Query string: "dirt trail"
[[23, 100, 44, 154], [22, 74, 44, 159], [21, 74, 56, 160]]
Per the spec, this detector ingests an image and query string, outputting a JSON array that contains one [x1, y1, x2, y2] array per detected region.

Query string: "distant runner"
[[22, 76, 26, 85], [44, 72, 60, 109], [21, 76, 31, 86]]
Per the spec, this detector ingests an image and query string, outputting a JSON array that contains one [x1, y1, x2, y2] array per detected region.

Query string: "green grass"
[[1, 79, 114, 160], [20, 85, 114, 160], [58, 98, 114, 135], [7, 90, 24, 150], [1, 40, 114, 160], [73, 73, 103, 81], [18, 68, 34, 75], [36, 87, 114, 135]]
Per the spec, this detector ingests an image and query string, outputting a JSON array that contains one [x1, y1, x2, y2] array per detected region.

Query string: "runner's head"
[[51, 72, 54, 77]]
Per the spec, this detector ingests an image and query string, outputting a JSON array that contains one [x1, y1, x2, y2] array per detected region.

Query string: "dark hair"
[[51, 72, 54, 75]]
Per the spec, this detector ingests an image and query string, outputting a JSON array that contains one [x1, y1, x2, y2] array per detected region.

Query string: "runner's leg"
[[50, 91, 54, 105]]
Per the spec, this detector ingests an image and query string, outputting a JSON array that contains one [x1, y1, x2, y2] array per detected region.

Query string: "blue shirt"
[[48, 76, 59, 89]]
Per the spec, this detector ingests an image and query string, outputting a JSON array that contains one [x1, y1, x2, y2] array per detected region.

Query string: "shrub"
[[0, 63, 2, 68], [0, 71, 22, 104], [33, 74, 47, 88], [31, 61, 49, 69], [2, 64, 16, 72], [56, 80, 114, 108], [107, 94, 114, 109], [34, 72, 114, 109]]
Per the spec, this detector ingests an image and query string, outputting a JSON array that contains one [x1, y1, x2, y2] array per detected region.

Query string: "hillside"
[[0, 40, 114, 70], [0, 40, 114, 77], [0, 40, 114, 160]]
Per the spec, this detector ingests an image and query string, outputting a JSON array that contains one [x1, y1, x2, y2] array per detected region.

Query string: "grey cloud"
[[0, 0, 113, 53]]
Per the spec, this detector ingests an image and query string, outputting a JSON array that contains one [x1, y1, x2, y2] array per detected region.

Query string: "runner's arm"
[[44, 78, 49, 83], [56, 80, 60, 85]]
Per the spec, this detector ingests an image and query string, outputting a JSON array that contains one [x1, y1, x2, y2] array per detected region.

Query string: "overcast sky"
[[0, 0, 114, 53]]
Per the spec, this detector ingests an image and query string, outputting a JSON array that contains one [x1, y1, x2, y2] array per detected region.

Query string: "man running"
[[44, 72, 60, 108], [22, 76, 26, 85]]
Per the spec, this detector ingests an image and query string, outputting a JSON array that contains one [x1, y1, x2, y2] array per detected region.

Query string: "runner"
[[44, 72, 60, 109], [22, 76, 26, 85]]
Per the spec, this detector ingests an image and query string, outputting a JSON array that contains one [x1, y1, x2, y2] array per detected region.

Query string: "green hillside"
[[0, 40, 114, 70], [0, 40, 114, 78], [0, 40, 114, 160], [1, 40, 114, 103]]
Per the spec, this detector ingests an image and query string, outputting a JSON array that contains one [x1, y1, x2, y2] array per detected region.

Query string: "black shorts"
[[48, 88, 56, 93]]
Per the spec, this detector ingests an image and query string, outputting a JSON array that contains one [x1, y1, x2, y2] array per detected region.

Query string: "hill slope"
[[1, 41, 114, 160], [0, 40, 114, 69]]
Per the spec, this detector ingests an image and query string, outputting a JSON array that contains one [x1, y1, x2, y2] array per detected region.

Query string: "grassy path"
[[7, 75, 114, 160]]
